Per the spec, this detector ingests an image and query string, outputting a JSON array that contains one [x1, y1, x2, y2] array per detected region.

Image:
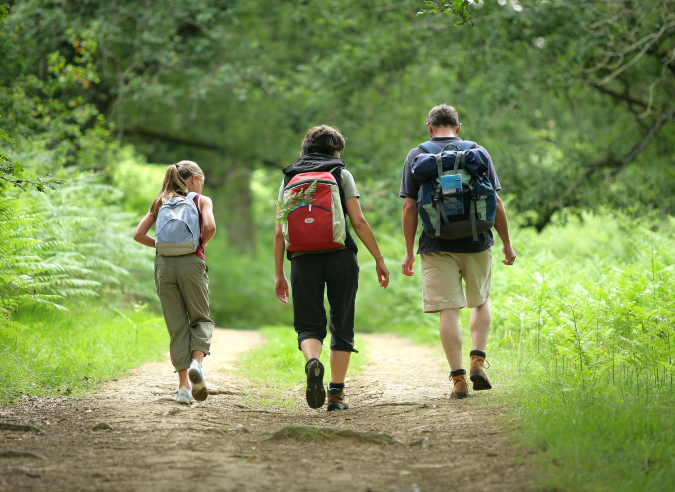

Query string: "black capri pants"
[[290, 248, 359, 353]]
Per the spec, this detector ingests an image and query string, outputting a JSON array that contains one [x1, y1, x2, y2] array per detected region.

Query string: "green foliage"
[[488, 213, 675, 396], [0, 306, 166, 404], [275, 180, 317, 223], [0, 7, 160, 397], [0, 110, 66, 192], [418, 1, 473, 26], [5, 0, 673, 239]]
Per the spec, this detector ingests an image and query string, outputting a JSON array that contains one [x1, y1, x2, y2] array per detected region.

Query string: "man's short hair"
[[301, 125, 346, 156], [426, 104, 460, 127]]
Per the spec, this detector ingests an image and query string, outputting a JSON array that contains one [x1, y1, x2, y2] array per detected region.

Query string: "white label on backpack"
[[305, 218, 314, 224]]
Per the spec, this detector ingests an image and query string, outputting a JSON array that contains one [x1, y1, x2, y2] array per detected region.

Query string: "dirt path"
[[0, 329, 532, 492]]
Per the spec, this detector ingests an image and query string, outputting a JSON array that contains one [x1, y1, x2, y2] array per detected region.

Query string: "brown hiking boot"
[[470, 354, 492, 391], [449, 373, 469, 399], [326, 387, 350, 411]]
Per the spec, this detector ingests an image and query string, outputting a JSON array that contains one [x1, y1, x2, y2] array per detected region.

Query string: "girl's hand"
[[275, 277, 290, 304], [376, 258, 390, 289]]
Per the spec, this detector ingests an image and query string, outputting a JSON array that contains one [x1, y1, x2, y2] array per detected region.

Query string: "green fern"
[[275, 180, 318, 223]]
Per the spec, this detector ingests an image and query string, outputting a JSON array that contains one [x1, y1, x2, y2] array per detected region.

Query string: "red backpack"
[[280, 170, 347, 252]]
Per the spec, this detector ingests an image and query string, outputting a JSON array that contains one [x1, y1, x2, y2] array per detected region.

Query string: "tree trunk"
[[220, 162, 255, 251]]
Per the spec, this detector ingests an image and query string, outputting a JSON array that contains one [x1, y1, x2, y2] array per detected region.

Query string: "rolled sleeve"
[[400, 149, 421, 199]]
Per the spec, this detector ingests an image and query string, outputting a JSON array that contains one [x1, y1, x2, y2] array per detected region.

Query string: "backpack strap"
[[456, 140, 477, 151], [433, 152, 451, 236], [331, 168, 348, 215], [418, 141, 444, 154]]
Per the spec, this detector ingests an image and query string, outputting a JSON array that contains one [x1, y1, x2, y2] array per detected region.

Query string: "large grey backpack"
[[155, 192, 201, 256]]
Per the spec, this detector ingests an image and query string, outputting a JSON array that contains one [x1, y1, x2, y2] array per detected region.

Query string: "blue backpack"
[[155, 192, 201, 255], [411, 140, 497, 241]]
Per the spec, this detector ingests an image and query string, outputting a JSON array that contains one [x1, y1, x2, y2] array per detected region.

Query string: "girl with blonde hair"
[[134, 160, 216, 404]]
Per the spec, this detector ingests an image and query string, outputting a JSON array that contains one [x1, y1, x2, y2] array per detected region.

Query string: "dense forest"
[[1, 1, 674, 490]]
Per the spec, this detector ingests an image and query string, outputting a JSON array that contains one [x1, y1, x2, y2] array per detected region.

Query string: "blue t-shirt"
[[399, 137, 501, 255]]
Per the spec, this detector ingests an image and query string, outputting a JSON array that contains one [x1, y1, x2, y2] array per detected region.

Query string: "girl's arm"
[[274, 216, 289, 303], [344, 197, 390, 288], [200, 196, 216, 248], [133, 212, 157, 248]]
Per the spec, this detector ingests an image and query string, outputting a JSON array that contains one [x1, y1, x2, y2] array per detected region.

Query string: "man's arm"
[[401, 197, 418, 276], [494, 193, 516, 265]]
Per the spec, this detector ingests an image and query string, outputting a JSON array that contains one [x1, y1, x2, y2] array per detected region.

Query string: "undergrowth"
[[1, 305, 166, 404]]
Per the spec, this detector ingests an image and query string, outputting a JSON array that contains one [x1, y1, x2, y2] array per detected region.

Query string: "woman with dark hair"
[[273, 125, 390, 411]]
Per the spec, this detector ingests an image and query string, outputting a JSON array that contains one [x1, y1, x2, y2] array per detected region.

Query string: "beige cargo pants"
[[154, 254, 214, 371]]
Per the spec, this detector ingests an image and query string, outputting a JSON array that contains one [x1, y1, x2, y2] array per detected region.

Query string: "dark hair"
[[426, 104, 460, 127], [300, 125, 346, 156]]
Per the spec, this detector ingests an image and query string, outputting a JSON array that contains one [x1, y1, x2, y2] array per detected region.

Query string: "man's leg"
[[440, 308, 469, 399], [439, 308, 462, 370], [461, 250, 493, 390], [420, 252, 469, 399], [470, 298, 491, 351]]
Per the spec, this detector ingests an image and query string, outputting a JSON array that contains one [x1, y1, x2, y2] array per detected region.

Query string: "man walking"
[[400, 104, 516, 398]]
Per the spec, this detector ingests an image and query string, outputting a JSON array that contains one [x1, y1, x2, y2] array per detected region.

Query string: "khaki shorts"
[[420, 249, 492, 312]]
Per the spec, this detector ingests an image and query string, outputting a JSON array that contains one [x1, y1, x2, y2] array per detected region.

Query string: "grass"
[[516, 385, 675, 491], [235, 325, 368, 411], [1, 304, 167, 404]]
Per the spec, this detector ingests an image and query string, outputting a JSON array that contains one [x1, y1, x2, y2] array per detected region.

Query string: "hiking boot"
[[326, 387, 350, 411], [470, 354, 492, 391], [305, 359, 326, 409], [188, 360, 209, 401], [449, 373, 469, 399]]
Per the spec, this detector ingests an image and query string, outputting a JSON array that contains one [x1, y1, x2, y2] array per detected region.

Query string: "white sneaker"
[[188, 360, 208, 402], [175, 387, 191, 405]]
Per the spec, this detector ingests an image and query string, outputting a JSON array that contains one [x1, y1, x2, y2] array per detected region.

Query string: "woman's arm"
[[200, 196, 216, 248], [133, 212, 157, 248], [274, 217, 290, 303], [344, 197, 390, 288]]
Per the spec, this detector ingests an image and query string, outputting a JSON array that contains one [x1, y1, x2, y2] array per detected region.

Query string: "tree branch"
[[587, 83, 648, 109], [125, 128, 225, 153]]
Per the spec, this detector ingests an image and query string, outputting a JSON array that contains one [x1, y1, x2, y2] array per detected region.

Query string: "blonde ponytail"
[[150, 160, 205, 217]]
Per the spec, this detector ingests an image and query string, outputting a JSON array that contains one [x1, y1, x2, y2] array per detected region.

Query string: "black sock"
[[328, 382, 345, 390], [304, 358, 320, 373], [450, 368, 466, 377], [470, 350, 486, 359]]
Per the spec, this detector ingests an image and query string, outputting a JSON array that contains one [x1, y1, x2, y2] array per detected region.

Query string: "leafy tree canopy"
[[2, 0, 673, 239]]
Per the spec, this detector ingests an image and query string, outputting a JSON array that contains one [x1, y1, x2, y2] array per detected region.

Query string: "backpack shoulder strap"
[[331, 168, 348, 215], [456, 140, 477, 151], [418, 141, 444, 154], [184, 191, 199, 207]]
